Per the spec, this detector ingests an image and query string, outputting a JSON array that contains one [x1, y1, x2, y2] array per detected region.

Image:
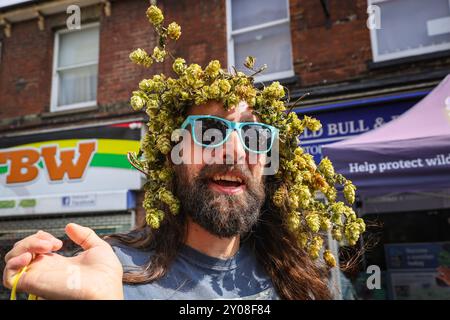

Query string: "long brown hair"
[[106, 176, 331, 299]]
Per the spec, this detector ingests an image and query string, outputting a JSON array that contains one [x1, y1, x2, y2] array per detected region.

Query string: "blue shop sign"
[[296, 97, 423, 163], [385, 242, 450, 270]]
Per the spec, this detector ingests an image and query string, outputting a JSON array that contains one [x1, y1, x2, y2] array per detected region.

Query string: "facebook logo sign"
[[62, 196, 71, 206]]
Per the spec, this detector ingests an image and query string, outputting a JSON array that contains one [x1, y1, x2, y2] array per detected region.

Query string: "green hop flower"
[[158, 188, 180, 215], [297, 232, 308, 249], [244, 56, 255, 69], [323, 250, 337, 267], [303, 115, 322, 132], [286, 211, 300, 232], [318, 157, 335, 179], [308, 236, 323, 260], [332, 227, 343, 241], [173, 58, 186, 75], [205, 60, 221, 78], [344, 181, 356, 205], [130, 48, 153, 68], [262, 81, 285, 100], [218, 79, 231, 95], [320, 216, 332, 231], [167, 22, 181, 40], [146, 5, 164, 26], [152, 47, 166, 63], [146, 209, 164, 229], [273, 187, 285, 207], [156, 136, 172, 154], [306, 212, 321, 232], [130, 94, 146, 111]]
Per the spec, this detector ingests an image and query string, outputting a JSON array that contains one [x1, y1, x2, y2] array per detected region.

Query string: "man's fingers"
[[5, 238, 62, 263], [13, 230, 60, 248], [7, 252, 33, 271], [3, 252, 33, 289], [65, 223, 106, 250]]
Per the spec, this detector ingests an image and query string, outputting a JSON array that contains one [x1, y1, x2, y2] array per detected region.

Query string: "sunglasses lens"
[[193, 117, 228, 146], [241, 124, 273, 152]]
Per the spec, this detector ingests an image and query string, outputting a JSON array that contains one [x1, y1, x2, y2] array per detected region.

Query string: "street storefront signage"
[[322, 76, 450, 194], [0, 190, 135, 216], [0, 122, 143, 216], [299, 98, 418, 163], [385, 242, 450, 300]]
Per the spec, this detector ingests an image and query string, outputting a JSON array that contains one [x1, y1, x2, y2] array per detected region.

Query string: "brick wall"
[[0, 0, 227, 132], [289, 0, 450, 88], [97, 0, 158, 107], [290, 0, 372, 86], [1, 0, 449, 128], [0, 4, 104, 129], [0, 16, 54, 120]]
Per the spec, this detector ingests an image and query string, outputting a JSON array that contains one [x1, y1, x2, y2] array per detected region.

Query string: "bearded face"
[[172, 101, 268, 238], [174, 163, 265, 238]]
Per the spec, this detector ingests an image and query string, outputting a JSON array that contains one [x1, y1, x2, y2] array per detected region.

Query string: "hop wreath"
[[128, 5, 365, 268]]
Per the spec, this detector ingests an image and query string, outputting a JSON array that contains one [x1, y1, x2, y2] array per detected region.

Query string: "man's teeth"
[[212, 174, 243, 183]]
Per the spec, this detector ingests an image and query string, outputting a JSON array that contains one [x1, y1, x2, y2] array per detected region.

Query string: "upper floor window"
[[51, 23, 99, 112], [369, 0, 450, 62], [226, 0, 294, 82]]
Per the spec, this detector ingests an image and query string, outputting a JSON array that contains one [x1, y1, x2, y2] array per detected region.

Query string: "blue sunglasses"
[[180, 115, 278, 154]]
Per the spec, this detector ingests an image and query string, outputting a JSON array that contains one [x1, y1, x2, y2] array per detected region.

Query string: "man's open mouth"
[[208, 173, 246, 194]]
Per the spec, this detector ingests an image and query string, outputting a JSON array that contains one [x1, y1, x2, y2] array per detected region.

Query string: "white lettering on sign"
[[327, 120, 370, 137], [348, 154, 450, 174]]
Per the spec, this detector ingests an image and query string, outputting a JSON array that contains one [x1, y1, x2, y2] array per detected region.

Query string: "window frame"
[[226, 0, 294, 83], [369, 0, 450, 63], [50, 22, 100, 113]]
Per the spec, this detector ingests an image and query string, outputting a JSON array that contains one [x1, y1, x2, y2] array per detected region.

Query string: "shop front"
[[297, 90, 429, 163], [322, 75, 450, 299], [0, 120, 144, 299], [294, 87, 437, 299]]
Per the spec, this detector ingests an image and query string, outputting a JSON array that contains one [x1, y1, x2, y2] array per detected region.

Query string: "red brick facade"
[[0, 0, 228, 132], [1, 0, 449, 130]]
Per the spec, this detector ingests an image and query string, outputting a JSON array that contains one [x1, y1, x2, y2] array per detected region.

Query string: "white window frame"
[[369, 0, 450, 62], [226, 0, 294, 82], [50, 22, 100, 112]]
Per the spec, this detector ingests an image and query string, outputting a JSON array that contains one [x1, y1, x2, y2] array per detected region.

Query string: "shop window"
[[369, 0, 450, 62], [226, 0, 294, 82], [50, 23, 100, 112]]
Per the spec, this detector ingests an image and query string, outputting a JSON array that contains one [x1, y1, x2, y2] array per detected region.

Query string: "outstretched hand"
[[3, 223, 123, 300]]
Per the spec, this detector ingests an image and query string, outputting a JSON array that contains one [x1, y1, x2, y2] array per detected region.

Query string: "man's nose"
[[223, 130, 246, 164]]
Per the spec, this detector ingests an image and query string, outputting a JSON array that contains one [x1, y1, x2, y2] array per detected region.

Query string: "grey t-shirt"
[[112, 242, 280, 300]]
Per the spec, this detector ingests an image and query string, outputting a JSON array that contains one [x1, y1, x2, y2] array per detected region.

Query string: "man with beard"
[[2, 100, 330, 300], [3, 4, 364, 300]]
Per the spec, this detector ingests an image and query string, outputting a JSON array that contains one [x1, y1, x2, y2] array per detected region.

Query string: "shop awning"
[[322, 75, 450, 196]]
